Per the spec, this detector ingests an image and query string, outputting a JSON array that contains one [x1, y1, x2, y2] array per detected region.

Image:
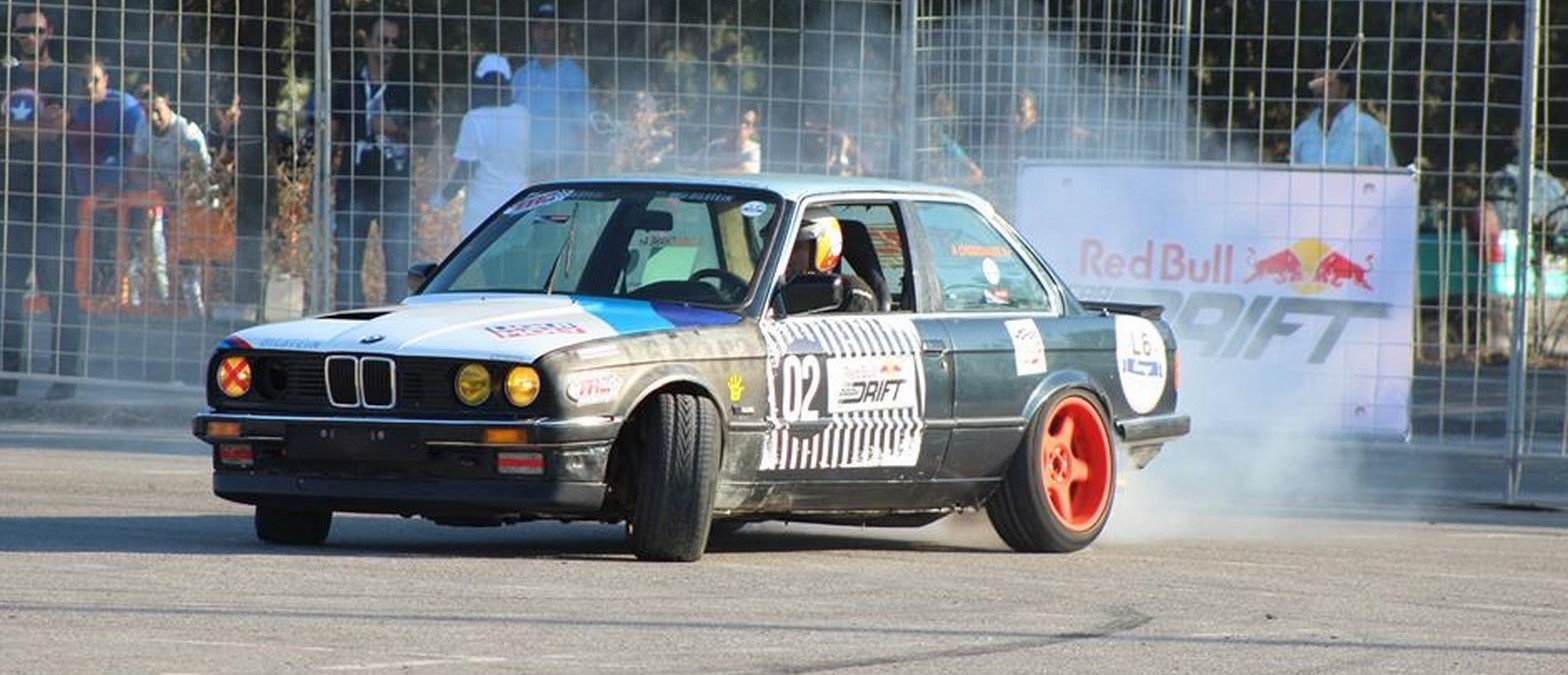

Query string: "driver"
[[785, 215, 877, 313]]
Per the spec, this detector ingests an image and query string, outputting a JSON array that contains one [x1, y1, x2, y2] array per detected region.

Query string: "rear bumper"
[[1116, 413, 1191, 468], [194, 411, 617, 518]]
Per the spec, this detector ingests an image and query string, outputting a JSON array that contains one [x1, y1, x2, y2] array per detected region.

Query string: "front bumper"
[[193, 411, 620, 517]]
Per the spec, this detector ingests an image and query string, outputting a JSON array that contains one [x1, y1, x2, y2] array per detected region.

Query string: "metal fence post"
[[310, 1, 333, 315], [1505, 0, 1544, 504], [900, 0, 917, 181]]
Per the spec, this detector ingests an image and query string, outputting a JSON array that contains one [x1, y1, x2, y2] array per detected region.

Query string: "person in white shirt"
[[131, 91, 213, 305], [704, 107, 761, 174], [430, 53, 531, 238], [133, 91, 211, 190]]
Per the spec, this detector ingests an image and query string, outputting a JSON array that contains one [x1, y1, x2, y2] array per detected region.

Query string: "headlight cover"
[[217, 355, 252, 398], [505, 366, 541, 407], [455, 363, 492, 406]]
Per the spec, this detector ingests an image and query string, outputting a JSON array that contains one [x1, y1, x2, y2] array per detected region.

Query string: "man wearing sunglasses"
[[1, 8, 80, 400]]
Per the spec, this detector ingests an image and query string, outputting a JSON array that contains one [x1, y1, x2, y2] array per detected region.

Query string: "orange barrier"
[[74, 191, 166, 315]]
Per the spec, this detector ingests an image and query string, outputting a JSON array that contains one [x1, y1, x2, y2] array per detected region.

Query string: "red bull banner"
[[1014, 163, 1417, 438]]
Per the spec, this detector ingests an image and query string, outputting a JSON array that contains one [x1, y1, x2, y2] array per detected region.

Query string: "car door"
[[756, 201, 954, 511], [908, 199, 1083, 481]]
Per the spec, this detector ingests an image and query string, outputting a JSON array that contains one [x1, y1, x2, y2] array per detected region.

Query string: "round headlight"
[[505, 366, 540, 407], [454, 363, 492, 406], [216, 355, 252, 398]]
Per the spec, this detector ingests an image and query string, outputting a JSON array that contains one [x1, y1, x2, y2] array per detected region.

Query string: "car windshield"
[[423, 185, 783, 307]]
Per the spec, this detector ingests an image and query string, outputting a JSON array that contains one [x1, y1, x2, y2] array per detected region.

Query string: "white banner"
[[1015, 163, 1417, 438]]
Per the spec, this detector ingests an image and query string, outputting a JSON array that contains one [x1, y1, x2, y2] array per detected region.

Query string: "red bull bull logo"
[[1244, 239, 1373, 294]]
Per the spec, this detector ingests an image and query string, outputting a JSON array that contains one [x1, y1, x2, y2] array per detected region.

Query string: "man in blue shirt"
[[1290, 69, 1395, 167], [68, 59, 150, 310], [512, 2, 591, 182], [68, 59, 145, 196]]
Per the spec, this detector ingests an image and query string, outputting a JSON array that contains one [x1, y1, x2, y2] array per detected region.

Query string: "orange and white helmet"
[[798, 215, 843, 273]]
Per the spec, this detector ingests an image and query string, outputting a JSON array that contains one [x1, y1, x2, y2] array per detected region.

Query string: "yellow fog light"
[[454, 363, 492, 406], [505, 366, 540, 407], [217, 356, 251, 398]]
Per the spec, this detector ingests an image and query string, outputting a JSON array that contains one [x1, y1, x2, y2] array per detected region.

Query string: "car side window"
[[824, 203, 911, 311], [915, 201, 1050, 312]]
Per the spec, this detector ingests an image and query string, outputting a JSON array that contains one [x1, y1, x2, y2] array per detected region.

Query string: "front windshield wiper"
[[542, 202, 582, 295]]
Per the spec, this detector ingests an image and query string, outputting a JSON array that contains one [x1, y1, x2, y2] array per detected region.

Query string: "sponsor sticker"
[[982, 257, 1002, 285], [250, 337, 322, 350], [825, 354, 919, 414], [565, 371, 621, 405], [759, 316, 927, 471], [1114, 314, 1167, 414], [740, 200, 767, 218], [504, 189, 571, 215], [485, 321, 588, 339], [728, 374, 745, 402], [1005, 318, 1048, 376]]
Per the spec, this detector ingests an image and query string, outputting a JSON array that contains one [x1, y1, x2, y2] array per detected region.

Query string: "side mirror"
[[780, 274, 844, 315], [407, 262, 439, 294]]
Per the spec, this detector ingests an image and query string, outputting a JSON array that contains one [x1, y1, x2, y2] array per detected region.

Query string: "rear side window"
[[915, 201, 1050, 312]]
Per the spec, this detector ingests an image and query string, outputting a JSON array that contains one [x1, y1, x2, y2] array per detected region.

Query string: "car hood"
[[222, 294, 744, 361]]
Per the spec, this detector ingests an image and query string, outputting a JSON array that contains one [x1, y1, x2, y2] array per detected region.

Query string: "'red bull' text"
[[1080, 239, 1236, 285]]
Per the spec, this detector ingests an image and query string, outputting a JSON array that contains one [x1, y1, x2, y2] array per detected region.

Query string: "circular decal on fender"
[[1114, 315, 1167, 414]]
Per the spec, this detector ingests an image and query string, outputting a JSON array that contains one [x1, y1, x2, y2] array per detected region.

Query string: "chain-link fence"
[[2, 0, 1565, 497]]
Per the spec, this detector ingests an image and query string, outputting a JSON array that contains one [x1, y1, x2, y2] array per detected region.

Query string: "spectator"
[[1006, 88, 1046, 161], [919, 91, 983, 186], [68, 58, 150, 308], [0, 7, 78, 400], [332, 16, 415, 309], [823, 127, 868, 177], [133, 89, 213, 311], [609, 90, 675, 173], [512, 2, 591, 182], [704, 107, 761, 174], [68, 59, 145, 197], [1479, 128, 1568, 259], [206, 91, 241, 172], [1290, 68, 1395, 167], [430, 53, 531, 239]]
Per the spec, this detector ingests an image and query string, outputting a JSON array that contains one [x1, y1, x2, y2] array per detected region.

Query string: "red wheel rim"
[[1038, 396, 1112, 532]]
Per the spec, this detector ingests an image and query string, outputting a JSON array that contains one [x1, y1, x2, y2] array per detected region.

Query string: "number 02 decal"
[[778, 354, 821, 422]]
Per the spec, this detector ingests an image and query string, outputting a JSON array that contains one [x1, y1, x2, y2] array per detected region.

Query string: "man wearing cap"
[[511, 2, 591, 182], [1290, 68, 1395, 167], [431, 53, 531, 238]]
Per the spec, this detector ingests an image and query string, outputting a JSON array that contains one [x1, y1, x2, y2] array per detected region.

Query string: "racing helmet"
[[797, 215, 843, 273]]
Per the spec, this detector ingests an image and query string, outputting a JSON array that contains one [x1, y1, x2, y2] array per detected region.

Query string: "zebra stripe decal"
[[760, 316, 927, 471]]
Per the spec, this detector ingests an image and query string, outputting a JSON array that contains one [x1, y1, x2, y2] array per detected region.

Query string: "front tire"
[[986, 391, 1115, 553], [255, 506, 332, 545], [629, 392, 721, 562]]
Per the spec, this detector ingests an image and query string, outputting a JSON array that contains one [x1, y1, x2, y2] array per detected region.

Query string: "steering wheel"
[[688, 268, 749, 301]]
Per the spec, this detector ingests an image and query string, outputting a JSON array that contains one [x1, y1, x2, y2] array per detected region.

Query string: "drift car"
[[193, 175, 1190, 561]]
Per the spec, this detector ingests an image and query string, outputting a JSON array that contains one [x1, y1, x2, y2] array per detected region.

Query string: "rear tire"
[[629, 392, 721, 562], [255, 506, 332, 545], [986, 391, 1115, 553]]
